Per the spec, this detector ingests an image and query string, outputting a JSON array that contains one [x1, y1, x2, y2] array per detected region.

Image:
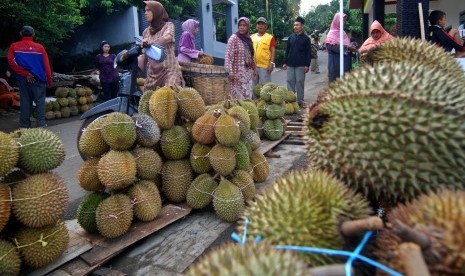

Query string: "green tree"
[[0, 0, 83, 56]]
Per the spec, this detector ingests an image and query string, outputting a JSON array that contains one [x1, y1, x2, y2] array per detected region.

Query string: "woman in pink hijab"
[[324, 13, 357, 83], [177, 19, 203, 62], [359, 20, 395, 56]]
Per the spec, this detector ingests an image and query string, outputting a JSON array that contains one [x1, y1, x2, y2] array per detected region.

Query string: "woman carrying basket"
[[139, 1, 183, 90], [225, 17, 257, 99]]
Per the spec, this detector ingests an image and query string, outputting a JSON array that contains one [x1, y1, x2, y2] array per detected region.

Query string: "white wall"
[[429, 0, 465, 28]]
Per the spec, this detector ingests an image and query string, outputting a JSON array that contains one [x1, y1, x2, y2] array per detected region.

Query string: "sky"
[[300, 0, 332, 15]]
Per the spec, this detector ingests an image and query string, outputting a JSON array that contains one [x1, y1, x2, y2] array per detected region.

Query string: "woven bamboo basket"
[[179, 61, 230, 105]]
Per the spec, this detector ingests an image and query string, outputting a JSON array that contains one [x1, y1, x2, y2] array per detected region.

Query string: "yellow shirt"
[[251, 33, 274, 68]]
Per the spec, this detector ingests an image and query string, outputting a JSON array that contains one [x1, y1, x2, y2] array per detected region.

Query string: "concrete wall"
[[69, 7, 139, 55]]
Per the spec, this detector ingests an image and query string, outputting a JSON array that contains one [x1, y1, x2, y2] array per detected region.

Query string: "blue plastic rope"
[[231, 219, 403, 276]]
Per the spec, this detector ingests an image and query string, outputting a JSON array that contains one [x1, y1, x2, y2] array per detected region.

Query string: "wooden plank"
[[80, 203, 191, 267], [26, 229, 93, 276], [54, 258, 96, 276], [281, 140, 306, 145], [259, 133, 290, 155], [285, 131, 305, 136], [285, 126, 303, 131]]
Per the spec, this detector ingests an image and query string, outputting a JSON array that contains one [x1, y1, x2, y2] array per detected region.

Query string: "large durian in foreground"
[[239, 170, 370, 266], [0, 239, 21, 275], [375, 190, 465, 275], [0, 132, 19, 177], [306, 62, 465, 206], [365, 37, 465, 80], [186, 242, 309, 276]]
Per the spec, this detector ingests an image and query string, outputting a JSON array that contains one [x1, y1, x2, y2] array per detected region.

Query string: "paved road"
[[0, 50, 330, 220]]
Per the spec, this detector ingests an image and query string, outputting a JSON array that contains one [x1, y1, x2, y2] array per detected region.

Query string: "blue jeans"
[[18, 78, 46, 128]]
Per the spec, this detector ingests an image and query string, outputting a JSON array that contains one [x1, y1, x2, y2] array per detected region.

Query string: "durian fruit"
[[77, 192, 108, 233], [57, 97, 69, 107], [239, 170, 371, 266], [78, 116, 110, 158], [231, 170, 255, 201], [228, 106, 251, 137], [319, 61, 465, 113], [77, 158, 105, 191], [375, 190, 465, 275], [271, 86, 287, 104], [132, 113, 160, 147], [199, 54, 214, 65], [101, 112, 137, 150], [192, 112, 218, 145], [178, 87, 206, 121], [306, 93, 465, 205], [186, 242, 309, 276], [149, 86, 178, 129], [209, 144, 236, 176], [292, 102, 300, 114], [256, 99, 267, 118], [131, 147, 163, 181], [0, 239, 21, 276], [161, 159, 193, 203], [284, 103, 295, 115], [285, 90, 297, 102], [95, 194, 133, 238], [45, 111, 55, 120], [60, 107, 71, 118], [13, 173, 69, 228], [240, 100, 260, 130], [186, 174, 218, 209], [52, 101, 60, 111], [244, 130, 261, 151], [160, 125, 191, 160], [97, 150, 137, 191], [253, 83, 263, 98], [265, 104, 285, 119], [214, 113, 241, 147], [0, 185, 11, 232], [263, 119, 284, 141], [15, 221, 69, 268], [190, 143, 212, 174], [13, 128, 65, 174], [260, 82, 277, 102], [249, 150, 269, 182], [55, 86, 69, 98], [367, 37, 465, 79], [213, 178, 244, 222], [0, 132, 19, 177], [128, 181, 162, 222], [232, 141, 250, 171], [138, 90, 154, 115]]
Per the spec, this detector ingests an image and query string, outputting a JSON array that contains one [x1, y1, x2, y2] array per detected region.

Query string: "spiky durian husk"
[[149, 86, 178, 129], [239, 170, 370, 266], [0, 132, 19, 177], [15, 221, 69, 268], [186, 242, 309, 276], [375, 190, 465, 275], [0, 239, 21, 276], [366, 38, 465, 80], [78, 116, 110, 158], [306, 93, 465, 206], [14, 128, 65, 174], [177, 87, 206, 121], [101, 112, 137, 150], [315, 61, 465, 115], [95, 194, 133, 238], [132, 113, 160, 147], [138, 90, 154, 115], [0, 184, 11, 232]]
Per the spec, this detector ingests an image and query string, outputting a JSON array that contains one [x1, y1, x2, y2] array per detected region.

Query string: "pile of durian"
[[45, 86, 95, 120], [0, 128, 69, 275], [253, 82, 299, 140], [76, 86, 270, 240], [187, 38, 465, 275]]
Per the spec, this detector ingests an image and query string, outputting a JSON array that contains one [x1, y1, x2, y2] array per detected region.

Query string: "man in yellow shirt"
[[251, 17, 276, 86]]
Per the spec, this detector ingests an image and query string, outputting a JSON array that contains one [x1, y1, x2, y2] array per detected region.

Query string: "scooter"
[[77, 37, 166, 159]]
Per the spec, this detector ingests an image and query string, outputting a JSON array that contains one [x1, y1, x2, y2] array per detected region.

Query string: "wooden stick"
[[309, 264, 350, 276], [419, 3, 426, 41], [340, 216, 383, 236], [393, 220, 431, 250], [398, 242, 431, 276]]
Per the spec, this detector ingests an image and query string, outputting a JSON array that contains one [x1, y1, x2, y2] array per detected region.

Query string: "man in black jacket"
[[283, 16, 311, 107]]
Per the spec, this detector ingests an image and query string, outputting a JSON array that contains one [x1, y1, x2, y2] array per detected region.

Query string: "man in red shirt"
[[8, 26, 53, 128]]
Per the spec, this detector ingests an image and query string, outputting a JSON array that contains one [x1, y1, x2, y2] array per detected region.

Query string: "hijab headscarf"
[[144, 1, 168, 35], [324, 13, 351, 46], [359, 20, 395, 52], [182, 19, 199, 38], [235, 17, 254, 57]]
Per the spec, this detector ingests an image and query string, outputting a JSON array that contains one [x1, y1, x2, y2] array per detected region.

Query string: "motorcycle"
[[77, 37, 166, 160]]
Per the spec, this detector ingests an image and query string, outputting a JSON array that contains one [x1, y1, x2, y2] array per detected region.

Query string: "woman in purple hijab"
[[177, 19, 203, 62]]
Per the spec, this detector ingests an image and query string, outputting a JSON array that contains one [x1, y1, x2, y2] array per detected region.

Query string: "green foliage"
[[0, 0, 83, 56]]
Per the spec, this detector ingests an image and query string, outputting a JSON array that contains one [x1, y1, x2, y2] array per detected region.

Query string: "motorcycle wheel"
[[77, 111, 112, 160]]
